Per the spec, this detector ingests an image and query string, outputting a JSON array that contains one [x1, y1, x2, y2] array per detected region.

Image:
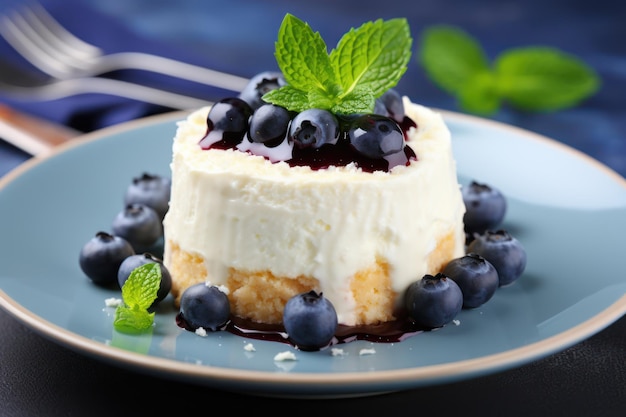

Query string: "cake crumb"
[[359, 348, 376, 356], [331, 348, 346, 356], [104, 297, 122, 307], [195, 327, 208, 337], [205, 281, 230, 295], [453, 319, 461, 326], [244, 343, 256, 352], [274, 351, 297, 361]]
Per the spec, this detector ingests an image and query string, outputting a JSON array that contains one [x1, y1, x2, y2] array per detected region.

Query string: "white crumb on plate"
[[104, 297, 122, 307], [331, 348, 346, 356], [359, 348, 376, 356], [244, 343, 256, 352], [195, 327, 208, 337], [273, 351, 297, 361], [453, 319, 461, 325]]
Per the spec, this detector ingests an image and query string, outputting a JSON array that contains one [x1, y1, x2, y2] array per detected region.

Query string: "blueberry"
[[112, 203, 162, 253], [404, 273, 463, 328], [247, 103, 291, 146], [199, 97, 253, 149], [373, 100, 388, 117], [283, 291, 338, 351], [179, 282, 231, 331], [289, 108, 339, 149], [124, 173, 171, 221], [442, 253, 499, 308], [238, 71, 286, 110], [462, 181, 507, 236], [117, 253, 172, 303], [79, 231, 135, 286], [375, 88, 405, 123], [467, 230, 527, 287], [347, 114, 404, 159]]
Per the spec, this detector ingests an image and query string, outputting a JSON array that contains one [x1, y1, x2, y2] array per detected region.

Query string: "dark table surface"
[[1, 0, 625, 415]]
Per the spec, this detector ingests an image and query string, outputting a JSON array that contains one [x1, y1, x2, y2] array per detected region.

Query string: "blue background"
[[0, 0, 625, 179]]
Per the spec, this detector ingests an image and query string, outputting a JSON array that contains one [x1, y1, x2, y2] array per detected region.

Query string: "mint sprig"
[[419, 25, 600, 114], [113, 263, 161, 334], [263, 14, 412, 114]]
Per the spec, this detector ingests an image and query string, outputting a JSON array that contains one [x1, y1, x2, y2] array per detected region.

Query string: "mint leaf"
[[420, 25, 491, 96], [263, 14, 412, 114], [113, 262, 161, 333], [419, 25, 600, 114], [262, 85, 310, 111], [495, 47, 600, 111], [331, 18, 412, 101], [113, 306, 155, 334], [273, 14, 336, 97], [458, 72, 500, 114]]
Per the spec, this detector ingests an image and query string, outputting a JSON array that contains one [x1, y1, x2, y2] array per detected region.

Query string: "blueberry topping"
[[347, 114, 405, 159], [117, 253, 172, 303], [375, 88, 405, 123], [289, 108, 340, 149], [79, 231, 135, 286], [201, 71, 417, 173], [179, 282, 231, 331], [467, 230, 527, 287], [247, 103, 291, 146], [442, 253, 499, 308], [238, 71, 287, 110], [199, 97, 253, 149], [283, 290, 338, 351], [111, 203, 162, 254], [462, 181, 507, 236], [404, 273, 463, 328], [124, 173, 171, 221]]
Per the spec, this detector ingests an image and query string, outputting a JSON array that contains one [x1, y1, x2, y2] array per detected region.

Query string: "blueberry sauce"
[[200, 111, 418, 173], [176, 311, 428, 351]]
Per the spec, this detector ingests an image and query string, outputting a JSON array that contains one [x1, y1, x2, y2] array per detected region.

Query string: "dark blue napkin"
[[0, 0, 246, 133]]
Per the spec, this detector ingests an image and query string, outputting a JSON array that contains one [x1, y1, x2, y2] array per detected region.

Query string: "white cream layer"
[[163, 99, 466, 325]]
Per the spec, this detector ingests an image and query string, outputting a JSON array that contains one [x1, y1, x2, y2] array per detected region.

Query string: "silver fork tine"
[[25, 2, 101, 59], [0, 11, 72, 78], [3, 4, 96, 76], [1, 3, 250, 92]]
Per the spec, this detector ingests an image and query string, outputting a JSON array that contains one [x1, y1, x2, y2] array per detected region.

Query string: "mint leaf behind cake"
[[494, 47, 600, 111], [419, 25, 600, 114]]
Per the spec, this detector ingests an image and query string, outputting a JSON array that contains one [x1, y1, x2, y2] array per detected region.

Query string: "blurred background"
[[0, 0, 625, 178], [0, 1, 625, 415]]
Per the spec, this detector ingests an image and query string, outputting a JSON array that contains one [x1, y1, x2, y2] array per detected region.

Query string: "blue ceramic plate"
[[1, 110, 625, 398]]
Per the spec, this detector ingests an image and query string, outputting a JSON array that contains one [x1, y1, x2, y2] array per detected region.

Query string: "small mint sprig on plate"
[[419, 25, 600, 114], [263, 14, 412, 115], [113, 262, 161, 334]]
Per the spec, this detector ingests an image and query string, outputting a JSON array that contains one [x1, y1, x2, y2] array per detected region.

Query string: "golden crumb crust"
[[166, 228, 459, 326]]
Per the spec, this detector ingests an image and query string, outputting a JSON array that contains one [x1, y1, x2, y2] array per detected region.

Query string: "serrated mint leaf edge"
[[331, 18, 412, 101], [274, 14, 337, 98], [114, 263, 161, 333], [265, 15, 413, 114]]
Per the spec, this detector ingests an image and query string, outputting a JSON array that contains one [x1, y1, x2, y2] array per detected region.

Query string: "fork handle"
[[0, 104, 80, 155], [101, 53, 250, 92]]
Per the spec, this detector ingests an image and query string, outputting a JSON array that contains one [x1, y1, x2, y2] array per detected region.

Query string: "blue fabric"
[[0, 0, 625, 178]]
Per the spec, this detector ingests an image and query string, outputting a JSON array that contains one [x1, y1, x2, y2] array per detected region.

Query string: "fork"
[[0, 2, 249, 92], [0, 56, 211, 110], [0, 58, 211, 155]]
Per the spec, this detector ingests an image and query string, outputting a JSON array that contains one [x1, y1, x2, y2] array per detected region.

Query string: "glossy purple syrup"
[[200, 114, 418, 173], [176, 311, 428, 351]]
